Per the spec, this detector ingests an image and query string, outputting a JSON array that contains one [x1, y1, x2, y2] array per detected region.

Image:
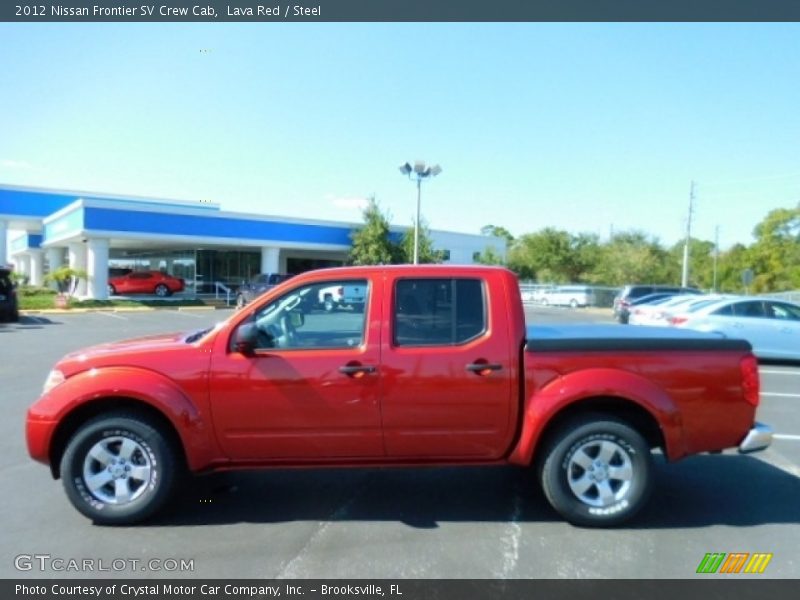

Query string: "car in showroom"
[[107, 270, 185, 297], [0, 267, 19, 322], [667, 296, 800, 361]]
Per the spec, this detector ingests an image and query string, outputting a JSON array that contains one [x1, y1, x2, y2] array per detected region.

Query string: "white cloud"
[[0, 159, 34, 170], [328, 195, 369, 211]]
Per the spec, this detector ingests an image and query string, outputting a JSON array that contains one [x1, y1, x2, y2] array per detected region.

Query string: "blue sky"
[[1, 23, 799, 248]]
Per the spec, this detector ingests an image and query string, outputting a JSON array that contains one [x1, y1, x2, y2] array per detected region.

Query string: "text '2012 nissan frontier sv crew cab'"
[[26, 265, 772, 526]]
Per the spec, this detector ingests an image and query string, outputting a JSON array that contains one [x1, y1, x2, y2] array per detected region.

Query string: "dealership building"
[[0, 184, 505, 300]]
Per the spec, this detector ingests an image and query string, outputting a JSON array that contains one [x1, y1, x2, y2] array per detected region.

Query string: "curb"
[[20, 305, 227, 315]]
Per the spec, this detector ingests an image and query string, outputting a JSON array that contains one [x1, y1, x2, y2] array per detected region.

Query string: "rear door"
[[380, 273, 515, 459], [763, 301, 800, 359]]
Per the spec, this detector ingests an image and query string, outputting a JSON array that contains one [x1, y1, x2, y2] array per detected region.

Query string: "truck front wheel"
[[60, 413, 179, 525], [539, 415, 653, 527]]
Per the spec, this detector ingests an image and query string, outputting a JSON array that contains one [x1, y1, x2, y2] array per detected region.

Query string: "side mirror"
[[288, 309, 305, 328], [233, 322, 258, 355]]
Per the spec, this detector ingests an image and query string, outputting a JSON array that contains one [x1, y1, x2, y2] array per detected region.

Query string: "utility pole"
[[712, 225, 719, 292], [681, 181, 695, 288]]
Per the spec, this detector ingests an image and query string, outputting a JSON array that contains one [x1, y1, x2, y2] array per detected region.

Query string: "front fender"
[[509, 367, 686, 465], [27, 366, 218, 472]]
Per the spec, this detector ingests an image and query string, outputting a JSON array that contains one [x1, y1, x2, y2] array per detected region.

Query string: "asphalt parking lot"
[[1, 306, 798, 579]]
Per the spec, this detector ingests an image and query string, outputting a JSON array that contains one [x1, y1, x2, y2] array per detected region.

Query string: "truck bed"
[[525, 324, 752, 353]]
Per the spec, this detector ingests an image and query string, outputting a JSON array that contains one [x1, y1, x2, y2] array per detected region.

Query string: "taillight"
[[740, 354, 760, 407], [668, 316, 688, 326]]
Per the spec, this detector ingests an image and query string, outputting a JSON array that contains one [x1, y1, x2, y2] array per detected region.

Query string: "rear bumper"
[[738, 422, 773, 454]]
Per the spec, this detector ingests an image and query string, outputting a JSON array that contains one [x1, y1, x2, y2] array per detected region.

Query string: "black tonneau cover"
[[526, 324, 752, 353]]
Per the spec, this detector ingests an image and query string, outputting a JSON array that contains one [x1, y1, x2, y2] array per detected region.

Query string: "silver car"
[[668, 296, 800, 361]]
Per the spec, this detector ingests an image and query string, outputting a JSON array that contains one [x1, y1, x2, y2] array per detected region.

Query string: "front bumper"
[[738, 422, 773, 454]]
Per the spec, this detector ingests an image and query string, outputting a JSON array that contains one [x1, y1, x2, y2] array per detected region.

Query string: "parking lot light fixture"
[[398, 160, 442, 264]]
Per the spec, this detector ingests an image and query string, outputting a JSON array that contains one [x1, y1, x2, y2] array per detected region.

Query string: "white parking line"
[[758, 448, 800, 479], [773, 434, 800, 441], [175, 311, 203, 318], [95, 311, 128, 320], [760, 369, 800, 376], [761, 392, 800, 398]]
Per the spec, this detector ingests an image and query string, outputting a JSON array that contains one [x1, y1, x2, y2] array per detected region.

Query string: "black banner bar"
[[2, 0, 800, 23], [5, 580, 800, 600]]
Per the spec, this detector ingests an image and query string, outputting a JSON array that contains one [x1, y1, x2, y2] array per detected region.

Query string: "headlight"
[[42, 370, 66, 394]]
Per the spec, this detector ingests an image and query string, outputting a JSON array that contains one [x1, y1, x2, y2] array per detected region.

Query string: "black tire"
[[154, 284, 171, 297], [538, 414, 653, 527], [60, 413, 179, 525]]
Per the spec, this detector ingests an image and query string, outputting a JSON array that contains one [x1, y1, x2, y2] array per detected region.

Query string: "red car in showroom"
[[107, 270, 185, 297]]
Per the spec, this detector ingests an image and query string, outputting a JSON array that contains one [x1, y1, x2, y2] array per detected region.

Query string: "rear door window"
[[733, 301, 767, 318], [394, 278, 486, 346]]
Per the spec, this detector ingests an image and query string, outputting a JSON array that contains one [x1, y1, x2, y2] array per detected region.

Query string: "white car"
[[540, 286, 592, 308], [629, 295, 722, 326], [668, 296, 800, 361]]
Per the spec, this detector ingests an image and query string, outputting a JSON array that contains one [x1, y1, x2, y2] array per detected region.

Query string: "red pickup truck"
[[26, 265, 772, 527]]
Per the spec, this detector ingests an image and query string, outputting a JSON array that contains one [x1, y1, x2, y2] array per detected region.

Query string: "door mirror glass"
[[233, 322, 259, 354]]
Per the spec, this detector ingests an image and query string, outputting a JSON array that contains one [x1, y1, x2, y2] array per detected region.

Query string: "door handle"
[[338, 364, 377, 377], [466, 363, 503, 374]]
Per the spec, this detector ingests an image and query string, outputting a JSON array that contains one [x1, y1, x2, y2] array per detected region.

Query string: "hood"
[[56, 331, 194, 375]]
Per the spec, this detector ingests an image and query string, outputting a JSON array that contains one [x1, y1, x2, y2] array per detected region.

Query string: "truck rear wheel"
[[60, 413, 179, 525], [539, 415, 653, 527]]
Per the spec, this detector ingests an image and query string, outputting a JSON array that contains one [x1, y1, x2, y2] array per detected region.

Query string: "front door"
[[209, 277, 384, 460]]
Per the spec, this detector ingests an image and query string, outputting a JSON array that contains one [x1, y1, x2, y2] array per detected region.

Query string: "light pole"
[[399, 160, 442, 264]]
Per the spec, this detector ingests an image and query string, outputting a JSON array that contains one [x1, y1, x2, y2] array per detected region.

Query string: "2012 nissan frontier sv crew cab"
[[26, 265, 772, 526]]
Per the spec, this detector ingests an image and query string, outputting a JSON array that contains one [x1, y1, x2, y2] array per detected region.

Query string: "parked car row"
[[624, 292, 800, 361], [235, 272, 294, 308], [613, 284, 701, 324]]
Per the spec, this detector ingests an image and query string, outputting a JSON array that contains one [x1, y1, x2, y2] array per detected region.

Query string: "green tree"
[[43, 266, 89, 296], [348, 197, 400, 265], [480, 224, 515, 246], [589, 231, 672, 286], [507, 228, 598, 283], [667, 238, 716, 290], [474, 246, 505, 265], [747, 204, 800, 292], [398, 219, 444, 264], [715, 243, 753, 294]]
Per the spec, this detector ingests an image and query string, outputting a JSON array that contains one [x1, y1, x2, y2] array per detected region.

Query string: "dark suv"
[[235, 273, 293, 308], [0, 268, 19, 323], [613, 284, 701, 324]]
